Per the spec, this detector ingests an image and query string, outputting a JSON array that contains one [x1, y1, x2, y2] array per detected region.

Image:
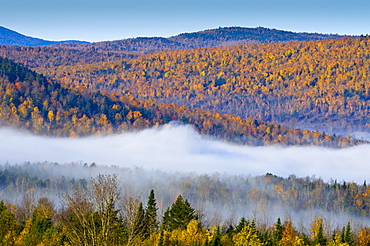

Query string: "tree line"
[[1, 171, 370, 245]]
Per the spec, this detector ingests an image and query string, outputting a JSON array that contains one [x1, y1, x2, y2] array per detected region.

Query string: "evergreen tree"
[[313, 221, 326, 246], [226, 224, 234, 239], [162, 195, 197, 231], [250, 220, 257, 234], [344, 222, 355, 246], [22, 212, 58, 246], [234, 217, 249, 233], [272, 217, 283, 244], [210, 226, 222, 246], [133, 202, 145, 237], [143, 189, 158, 237], [340, 227, 346, 243], [157, 229, 164, 246]]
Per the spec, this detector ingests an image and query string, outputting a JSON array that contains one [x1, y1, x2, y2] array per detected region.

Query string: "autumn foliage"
[[35, 36, 370, 135], [0, 56, 363, 147]]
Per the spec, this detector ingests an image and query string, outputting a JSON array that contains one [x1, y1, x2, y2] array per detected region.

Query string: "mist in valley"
[[1, 124, 370, 231], [0, 124, 369, 183]]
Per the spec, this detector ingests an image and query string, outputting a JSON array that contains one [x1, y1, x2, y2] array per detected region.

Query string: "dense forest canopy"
[[0, 26, 353, 69], [0, 56, 363, 146], [36, 37, 370, 135]]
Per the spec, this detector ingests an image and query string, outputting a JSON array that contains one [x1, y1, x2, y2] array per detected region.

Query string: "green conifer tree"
[[344, 222, 355, 246], [313, 221, 326, 246], [210, 226, 222, 246], [133, 202, 145, 237], [162, 195, 197, 231], [272, 217, 283, 244], [234, 217, 249, 233], [157, 229, 164, 246], [144, 189, 158, 237]]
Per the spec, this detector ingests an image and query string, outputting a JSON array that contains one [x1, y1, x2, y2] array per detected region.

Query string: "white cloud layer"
[[1, 124, 369, 183]]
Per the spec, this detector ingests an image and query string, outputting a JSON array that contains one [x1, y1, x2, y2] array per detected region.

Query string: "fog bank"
[[0, 125, 369, 183]]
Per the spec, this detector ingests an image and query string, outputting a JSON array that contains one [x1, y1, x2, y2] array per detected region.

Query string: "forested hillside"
[[0, 45, 136, 68], [0, 27, 350, 69], [39, 37, 370, 134], [0, 56, 359, 146], [1, 163, 370, 245]]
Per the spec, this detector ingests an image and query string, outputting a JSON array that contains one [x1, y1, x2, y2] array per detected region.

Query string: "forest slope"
[[40, 37, 370, 134], [0, 27, 351, 69], [0, 56, 361, 147], [0, 45, 135, 69]]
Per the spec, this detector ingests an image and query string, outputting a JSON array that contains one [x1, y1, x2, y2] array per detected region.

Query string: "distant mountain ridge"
[[59, 26, 352, 52], [1, 25, 352, 50], [170, 26, 350, 48], [0, 26, 88, 46]]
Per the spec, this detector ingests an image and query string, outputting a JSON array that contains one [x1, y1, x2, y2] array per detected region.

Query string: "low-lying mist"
[[1, 124, 369, 183]]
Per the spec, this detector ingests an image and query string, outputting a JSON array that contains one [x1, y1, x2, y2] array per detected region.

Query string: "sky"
[[1, 0, 370, 42], [1, 125, 370, 184]]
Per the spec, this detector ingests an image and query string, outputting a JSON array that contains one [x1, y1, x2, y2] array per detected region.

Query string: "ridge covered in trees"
[[37, 36, 370, 135], [0, 27, 352, 69], [0, 45, 135, 69], [59, 26, 350, 53], [0, 56, 363, 146]]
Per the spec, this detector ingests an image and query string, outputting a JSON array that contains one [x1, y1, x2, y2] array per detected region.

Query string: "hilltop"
[[0, 26, 88, 46], [60, 26, 350, 52]]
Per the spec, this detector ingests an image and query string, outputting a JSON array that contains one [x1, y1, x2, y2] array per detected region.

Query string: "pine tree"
[[143, 189, 158, 237], [157, 229, 164, 246], [162, 195, 197, 231], [272, 217, 283, 244], [340, 226, 346, 243], [210, 226, 222, 246], [313, 221, 326, 246], [133, 202, 145, 237], [344, 222, 355, 246], [234, 217, 249, 233]]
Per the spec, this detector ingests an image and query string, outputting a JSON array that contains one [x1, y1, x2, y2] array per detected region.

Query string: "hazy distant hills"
[[0, 26, 88, 46], [60, 26, 350, 52]]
